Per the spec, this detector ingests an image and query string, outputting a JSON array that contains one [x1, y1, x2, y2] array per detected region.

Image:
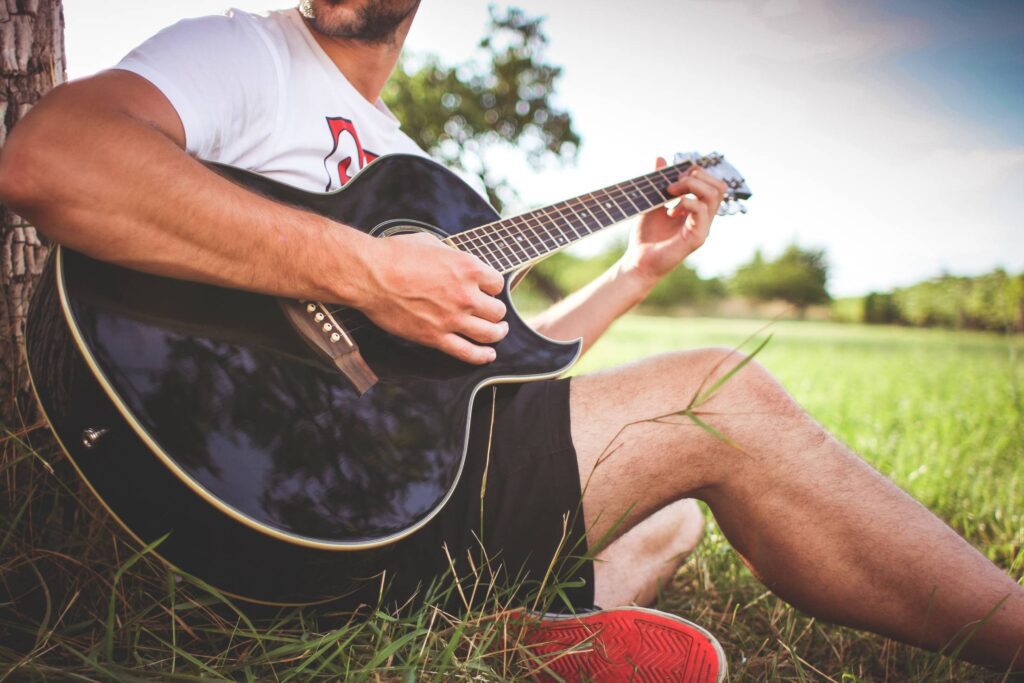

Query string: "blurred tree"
[[514, 241, 726, 312], [890, 270, 1024, 332], [382, 6, 579, 212], [731, 244, 831, 312], [863, 292, 901, 325]]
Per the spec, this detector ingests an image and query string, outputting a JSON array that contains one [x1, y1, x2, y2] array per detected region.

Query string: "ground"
[[1, 316, 1021, 680]]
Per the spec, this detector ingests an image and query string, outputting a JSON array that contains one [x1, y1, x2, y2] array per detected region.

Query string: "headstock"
[[674, 151, 752, 215]]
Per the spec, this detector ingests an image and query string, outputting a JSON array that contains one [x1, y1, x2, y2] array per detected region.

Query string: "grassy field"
[[1, 316, 1021, 680], [577, 316, 1024, 680]]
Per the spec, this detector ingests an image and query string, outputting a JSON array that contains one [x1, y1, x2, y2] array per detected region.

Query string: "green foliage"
[[382, 6, 580, 211], [863, 291, 901, 324], [730, 244, 830, 310], [645, 264, 726, 309], [829, 296, 864, 324], [891, 269, 1024, 332], [845, 270, 1024, 332], [514, 243, 725, 312], [534, 248, 620, 294]]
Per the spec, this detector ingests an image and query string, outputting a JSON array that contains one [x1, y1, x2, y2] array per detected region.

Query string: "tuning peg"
[[716, 199, 749, 216]]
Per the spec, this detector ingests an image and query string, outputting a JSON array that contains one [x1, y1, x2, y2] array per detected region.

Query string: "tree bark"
[[0, 0, 65, 426]]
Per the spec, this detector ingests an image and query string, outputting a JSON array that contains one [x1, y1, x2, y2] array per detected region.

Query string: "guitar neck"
[[446, 159, 694, 274]]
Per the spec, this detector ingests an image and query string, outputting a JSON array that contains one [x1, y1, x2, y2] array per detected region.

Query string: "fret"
[[505, 224, 536, 266], [539, 207, 572, 250], [467, 240, 500, 270], [511, 214, 547, 258], [487, 223, 528, 268], [525, 209, 562, 250], [619, 180, 654, 213], [593, 189, 628, 223], [561, 199, 601, 235], [487, 232, 518, 270], [497, 219, 537, 263], [607, 183, 640, 214], [652, 168, 678, 194], [466, 229, 510, 270], [584, 192, 618, 226], [638, 174, 669, 204], [655, 166, 682, 186], [545, 203, 585, 242], [448, 232, 478, 257]]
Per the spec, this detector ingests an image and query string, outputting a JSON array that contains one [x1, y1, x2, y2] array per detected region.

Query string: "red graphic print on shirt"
[[322, 116, 379, 191]]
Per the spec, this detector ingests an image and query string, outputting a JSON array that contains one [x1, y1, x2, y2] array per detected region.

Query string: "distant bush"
[[863, 292, 901, 324], [854, 270, 1023, 332], [730, 244, 830, 312], [515, 241, 1022, 334], [830, 297, 865, 324]]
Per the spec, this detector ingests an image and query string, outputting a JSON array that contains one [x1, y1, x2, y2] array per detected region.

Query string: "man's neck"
[[302, 15, 414, 104]]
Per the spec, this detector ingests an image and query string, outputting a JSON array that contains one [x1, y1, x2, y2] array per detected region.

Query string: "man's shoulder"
[[144, 7, 297, 63]]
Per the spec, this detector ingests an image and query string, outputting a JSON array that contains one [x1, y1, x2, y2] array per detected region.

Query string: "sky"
[[61, 0, 1024, 296]]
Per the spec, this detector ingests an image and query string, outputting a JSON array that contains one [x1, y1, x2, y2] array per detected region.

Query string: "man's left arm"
[[530, 159, 728, 353]]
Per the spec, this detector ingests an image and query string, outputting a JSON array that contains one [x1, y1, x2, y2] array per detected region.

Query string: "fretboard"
[[446, 159, 693, 273]]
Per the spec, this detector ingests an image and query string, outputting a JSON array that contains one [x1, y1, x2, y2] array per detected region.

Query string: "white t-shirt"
[[115, 8, 428, 192]]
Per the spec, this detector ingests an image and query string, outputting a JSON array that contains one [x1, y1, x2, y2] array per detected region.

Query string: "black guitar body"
[[25, 155, 581, 604]]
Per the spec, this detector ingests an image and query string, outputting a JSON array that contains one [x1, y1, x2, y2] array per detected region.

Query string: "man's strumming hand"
[[355, 232, 508, 365], [619, 157, 729, 293]]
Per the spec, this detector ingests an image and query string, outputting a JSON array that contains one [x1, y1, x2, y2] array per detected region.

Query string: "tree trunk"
[[0, 0, 65, 426]]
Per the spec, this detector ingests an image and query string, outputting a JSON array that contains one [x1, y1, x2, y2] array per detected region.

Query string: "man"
[[0, 0, 1021, 679]]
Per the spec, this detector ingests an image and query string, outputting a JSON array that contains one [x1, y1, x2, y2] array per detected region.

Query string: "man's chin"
[[300, 0, 416, 44]]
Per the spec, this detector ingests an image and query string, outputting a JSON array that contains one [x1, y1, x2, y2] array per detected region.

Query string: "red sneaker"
[[521, 606, 726, 682]]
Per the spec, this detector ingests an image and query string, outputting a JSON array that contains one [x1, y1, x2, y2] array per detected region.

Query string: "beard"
[[298, 0, 420, 45]]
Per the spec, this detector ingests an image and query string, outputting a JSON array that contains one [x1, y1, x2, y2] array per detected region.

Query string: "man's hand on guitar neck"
[[619, 157, 729, 290], [529, 157, 728, 355]]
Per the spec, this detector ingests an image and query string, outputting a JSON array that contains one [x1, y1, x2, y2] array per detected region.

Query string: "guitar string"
[[453, 159, 691, 247], [447, 164, 685, 267], [452, 162, 695, 262], [449, 163, 688, 260], [321, 164, 703, 335], [447, 181, 665, 271], [447, 174, 662, 261]]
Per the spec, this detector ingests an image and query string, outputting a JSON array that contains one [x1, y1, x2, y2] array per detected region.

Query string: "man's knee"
[[665, 346, 800, 417], [655, 346, 821, 480]]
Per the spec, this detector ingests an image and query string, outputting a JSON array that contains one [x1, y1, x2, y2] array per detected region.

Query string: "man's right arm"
[[0, 71, 507, 363]]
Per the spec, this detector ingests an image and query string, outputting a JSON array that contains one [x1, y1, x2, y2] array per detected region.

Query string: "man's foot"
[[521, 605, 727, 682]]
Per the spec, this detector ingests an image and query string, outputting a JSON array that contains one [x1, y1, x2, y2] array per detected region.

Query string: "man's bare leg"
[[593, 499, 705, 607], [572, 349, 1024, 671]]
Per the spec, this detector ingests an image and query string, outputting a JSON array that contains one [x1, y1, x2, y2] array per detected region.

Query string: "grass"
[[2, 316, 1022, 680], [577, 317, 1024, 681]]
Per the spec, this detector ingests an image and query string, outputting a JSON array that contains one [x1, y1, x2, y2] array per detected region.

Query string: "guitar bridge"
[[278, 299, 378, 395]]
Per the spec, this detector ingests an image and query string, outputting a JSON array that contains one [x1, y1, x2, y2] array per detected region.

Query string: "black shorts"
[[354, 377, 594, 612], [463, 377, 593, 607]]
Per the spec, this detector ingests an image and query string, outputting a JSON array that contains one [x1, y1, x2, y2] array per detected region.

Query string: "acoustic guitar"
[[26, 152, 750, 603]]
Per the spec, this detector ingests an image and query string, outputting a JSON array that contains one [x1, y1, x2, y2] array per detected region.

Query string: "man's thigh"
[[570, 348, 788, 547]]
